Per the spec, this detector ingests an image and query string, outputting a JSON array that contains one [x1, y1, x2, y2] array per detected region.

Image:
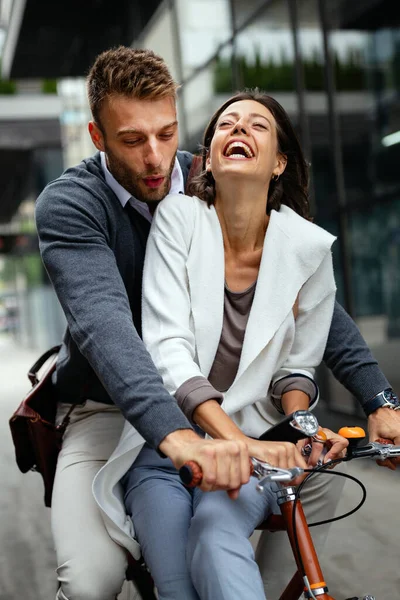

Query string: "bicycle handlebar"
[[178, 457, 304, 489], [346, 438, 400, 461], [179, 438, 400, 488]]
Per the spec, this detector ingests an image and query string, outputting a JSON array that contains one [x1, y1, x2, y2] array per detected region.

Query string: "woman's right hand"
[[245, 437, 308, 472]]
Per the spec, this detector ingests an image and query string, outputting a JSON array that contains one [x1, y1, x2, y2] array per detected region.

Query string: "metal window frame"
[[318, 0, 354, 318]]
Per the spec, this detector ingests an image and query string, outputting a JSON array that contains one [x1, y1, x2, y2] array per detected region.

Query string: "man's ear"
[[88, 121, 105, 152]]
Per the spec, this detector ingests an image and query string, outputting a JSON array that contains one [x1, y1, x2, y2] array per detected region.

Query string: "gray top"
[[209, 282, 257, 392], [176, 281, 317, 423], [175, 282, 256, 422]]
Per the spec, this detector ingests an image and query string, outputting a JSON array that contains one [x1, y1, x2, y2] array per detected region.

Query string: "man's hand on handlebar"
[[159, 429, 251, 499], [368, 407, 400, 470]]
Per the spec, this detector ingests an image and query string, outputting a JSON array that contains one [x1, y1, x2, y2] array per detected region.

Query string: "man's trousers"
[[52, 400, 139, 600]]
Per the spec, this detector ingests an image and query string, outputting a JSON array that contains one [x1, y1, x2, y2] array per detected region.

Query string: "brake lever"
[[250, 458, 303, 492]]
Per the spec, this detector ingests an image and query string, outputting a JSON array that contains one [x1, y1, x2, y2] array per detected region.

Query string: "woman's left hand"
[[297, 427, 349, 467]]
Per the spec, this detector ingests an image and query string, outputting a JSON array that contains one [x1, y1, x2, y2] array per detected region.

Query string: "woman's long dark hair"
[[187, 89, 310, 219]]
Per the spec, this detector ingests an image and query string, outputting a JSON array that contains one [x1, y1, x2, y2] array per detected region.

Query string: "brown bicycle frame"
[[262, 486, 335, 600]]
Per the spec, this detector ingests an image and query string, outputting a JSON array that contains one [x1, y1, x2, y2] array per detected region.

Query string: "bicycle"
[[126, 411, 400, 600]]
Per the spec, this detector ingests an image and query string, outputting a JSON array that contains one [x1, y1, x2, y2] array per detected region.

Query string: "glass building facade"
[[3, 0, 399, 415], [136, 0, 400, 414]]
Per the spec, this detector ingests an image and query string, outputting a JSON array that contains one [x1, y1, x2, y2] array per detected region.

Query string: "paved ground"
[[1, 335, 399, 599], [0, 336, 57, 600]]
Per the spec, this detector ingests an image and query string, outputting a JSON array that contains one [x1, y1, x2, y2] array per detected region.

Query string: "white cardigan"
[[93, 194, 336, 559]]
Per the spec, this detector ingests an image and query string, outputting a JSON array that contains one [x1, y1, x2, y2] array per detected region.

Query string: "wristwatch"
[[363, 388, 400, 417]]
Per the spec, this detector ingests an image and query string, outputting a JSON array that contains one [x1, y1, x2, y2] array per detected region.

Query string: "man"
[[35, 46, 400, 600], [36, 47, 252, 600]]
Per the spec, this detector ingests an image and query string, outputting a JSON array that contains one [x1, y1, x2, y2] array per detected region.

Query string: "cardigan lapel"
[[234, 206, 335, 382], [186, 203, 225, 376]]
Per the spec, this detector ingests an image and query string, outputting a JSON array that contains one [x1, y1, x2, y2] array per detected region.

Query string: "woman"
[[93, 90, 347, 599]]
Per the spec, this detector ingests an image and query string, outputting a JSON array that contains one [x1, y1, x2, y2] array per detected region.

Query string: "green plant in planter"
[[214, 55, 234, 94], [42, 79, 58, 94], [0, 79, 16, 94], [303, 51, 324, 91], [213, 48, 365, 94], [215, 51, 295, 93], [334, 49, 365, 91], [0, 59, 16, 94]]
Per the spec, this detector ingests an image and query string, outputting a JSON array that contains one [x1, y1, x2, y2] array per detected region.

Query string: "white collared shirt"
[[100, 152, 184, 222]]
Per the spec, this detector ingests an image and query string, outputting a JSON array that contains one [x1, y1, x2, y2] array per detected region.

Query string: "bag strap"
[[56, 403, 76, 435], [28, 344, 77, 430], [28, 345, 61, 385]]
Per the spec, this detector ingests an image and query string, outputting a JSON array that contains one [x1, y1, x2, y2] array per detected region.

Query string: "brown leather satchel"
[[9, 345, 74, 507]]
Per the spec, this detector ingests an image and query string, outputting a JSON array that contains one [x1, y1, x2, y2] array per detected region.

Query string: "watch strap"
[[363, 389, 400, 417]]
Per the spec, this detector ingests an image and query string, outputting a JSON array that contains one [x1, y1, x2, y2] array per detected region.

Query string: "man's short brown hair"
[[87, 46, 178, 126]]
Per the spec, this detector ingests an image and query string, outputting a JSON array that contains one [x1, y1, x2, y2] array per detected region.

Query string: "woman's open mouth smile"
[[223, 140, 255, 160]]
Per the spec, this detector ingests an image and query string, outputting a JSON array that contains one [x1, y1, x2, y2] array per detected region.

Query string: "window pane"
[[182, 46, 234, 148], [177, 0, 232, 79], [232, 0, 281, 30], [233, 0, 296, 96], [323, 0, 400, 400]]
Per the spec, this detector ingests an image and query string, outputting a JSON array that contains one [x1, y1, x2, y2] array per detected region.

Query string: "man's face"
[[89, 94, 179, 203]]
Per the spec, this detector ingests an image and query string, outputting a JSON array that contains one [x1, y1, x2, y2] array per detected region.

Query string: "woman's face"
[[207, 99, 286, 187]]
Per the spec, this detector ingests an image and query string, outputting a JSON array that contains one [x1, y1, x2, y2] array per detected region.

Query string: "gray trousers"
[[123, 445, 345, 600], [123, 444, 279, 600]]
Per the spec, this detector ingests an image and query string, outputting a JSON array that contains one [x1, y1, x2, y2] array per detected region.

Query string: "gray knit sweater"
[[35, 151, 193, 449]]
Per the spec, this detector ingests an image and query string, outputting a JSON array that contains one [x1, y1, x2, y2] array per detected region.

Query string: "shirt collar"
[[170, 155, 185, 196], [100, 151, 184, 217]]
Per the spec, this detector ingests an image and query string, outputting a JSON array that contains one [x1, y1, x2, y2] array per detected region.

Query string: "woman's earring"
[[272, 173, 280, 182]]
